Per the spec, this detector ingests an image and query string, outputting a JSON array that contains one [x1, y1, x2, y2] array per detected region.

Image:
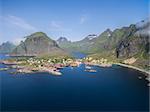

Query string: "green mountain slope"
[[11, 32, 68, 57], [58, 19, 149, 69], [89, 20, 149, 69]]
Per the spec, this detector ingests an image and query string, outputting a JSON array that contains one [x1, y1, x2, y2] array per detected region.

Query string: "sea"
[[0, 53, 149, 111]]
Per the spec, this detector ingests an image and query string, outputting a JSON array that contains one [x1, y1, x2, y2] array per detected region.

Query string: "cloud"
[[80, 15, 87, 24], [50, 21, 62, 29], [0, 15, 38, 44], [5, 15, 37, 31], [49, 20, 72, 32]]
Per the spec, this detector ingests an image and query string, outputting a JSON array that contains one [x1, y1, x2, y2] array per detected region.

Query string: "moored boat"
[[85, 69, 97, 73], [85, 65, 92, 69]]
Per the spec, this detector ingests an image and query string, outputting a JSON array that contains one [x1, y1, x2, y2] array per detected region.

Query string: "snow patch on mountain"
[[86, 34, 97, 40]]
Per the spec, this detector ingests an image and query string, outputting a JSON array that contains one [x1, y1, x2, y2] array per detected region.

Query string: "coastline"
[[114, 63, 150, 76], [0, 55, 149, 77], [83, 61, 150, 76]]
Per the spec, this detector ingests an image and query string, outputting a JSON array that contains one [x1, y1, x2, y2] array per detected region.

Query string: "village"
[[0, 56, 112, 75]]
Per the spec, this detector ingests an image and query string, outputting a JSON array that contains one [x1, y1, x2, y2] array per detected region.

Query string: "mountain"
[[78, 34, 97, 42], [0, 41, 16, 54], [56, 37, 72, 49], [11, 32, 68, 57], [88, 20, 149, 69], [57, 34, 98, 53], [114, 20, 149, 69], [59, 20, 149, 56], [135, 19, 150, 37], [58, 19, 149, 69], [58, 29, 119, 54], [57, 37, 70, 44], [116, 23, 149, 58]]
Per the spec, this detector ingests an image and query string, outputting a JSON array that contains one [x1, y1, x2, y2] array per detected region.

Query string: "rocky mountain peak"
[[25, 32, 53, 42], [104, 29, 112, 37], [57, 37, 68, 43], [29, 32, 47, 37]]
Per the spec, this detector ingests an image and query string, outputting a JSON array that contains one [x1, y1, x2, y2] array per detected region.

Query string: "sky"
[[0, 0, 149, 44]]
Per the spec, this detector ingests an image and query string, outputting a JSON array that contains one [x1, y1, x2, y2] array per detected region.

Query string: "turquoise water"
[[0, 54, 149, 111]]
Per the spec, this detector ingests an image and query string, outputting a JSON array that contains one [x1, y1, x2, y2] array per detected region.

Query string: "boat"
[[85, 65, 92, 69], [138, 76, 142, 79], [85, 69, 97, 73], [51, 71, 62, 75], [5, 54, 10, 56], [0, 68, 9, 71]]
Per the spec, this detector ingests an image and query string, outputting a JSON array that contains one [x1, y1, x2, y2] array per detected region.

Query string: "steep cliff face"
[[116, 35, 149, 58], [116, 20, 149, 59], [11, 32, 67, 56], [0, 42, 16, 54]]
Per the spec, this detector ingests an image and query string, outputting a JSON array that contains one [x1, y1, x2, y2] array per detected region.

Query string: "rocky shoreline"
[[114, 63, 150, 76], [0, 58, 81, 75]]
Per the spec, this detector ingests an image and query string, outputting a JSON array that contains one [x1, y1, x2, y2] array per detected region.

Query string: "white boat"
[[5, 54, 10, 56], [138, 76, 142, 79], [51, 71, 62, 75], [85, 66, 92, 69], [85, 69, 97, 73]]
